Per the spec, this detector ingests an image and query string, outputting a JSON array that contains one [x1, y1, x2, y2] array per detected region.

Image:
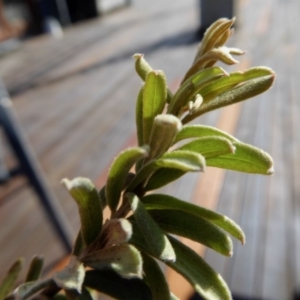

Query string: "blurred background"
[[0, 0, 299, 299]]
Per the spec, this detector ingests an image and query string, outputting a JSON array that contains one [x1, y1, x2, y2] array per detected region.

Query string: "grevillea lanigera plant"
[[0, 18, 275, 300]]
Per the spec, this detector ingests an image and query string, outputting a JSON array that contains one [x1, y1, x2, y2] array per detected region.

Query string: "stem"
[[113, 198, 131, 219]]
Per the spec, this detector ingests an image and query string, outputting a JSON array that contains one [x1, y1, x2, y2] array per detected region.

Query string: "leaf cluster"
[[0, 18, 275, 300]]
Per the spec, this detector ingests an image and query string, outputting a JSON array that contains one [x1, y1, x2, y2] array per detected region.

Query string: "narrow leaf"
[[82, 244, 143, 279], [126, 151, 205, 192], [14, 279, 53, 300], [126, 193, 176, 262], [177, 136, 235, 158], [214, 28, 232, 48], [169, 67, 227, 115], [142, 193, 245, 244], [144, 168, 185, 191], [166, 89, 173, 104], [73, 231, 84, 257], [133, 53, 173, 103], [158, 150, 206, 172], [133, 53, 153, 81], [106, 146, 149, 212], [85, 270, 152, 300], [98, 185, 107, 209], [0, 259, 23, 300], [143, 70, 167, 143], [190, 67, 227, 87], [25, 255, 44, 282], [207, 141, 274, 175], [194, 75, 275, 117], [199, 67, 274, 104], [183, 69, 275, 123], [149, 209, 233, 256], [199, 18, 235, 57], [203, 47, 245, 69], [53, 256, 85, 293], [136, 86, 144, 146], [167, 236, 232, 300], [142, 252, 171, 300], [62, 177, 102, 246], [147, 114, 182, 161], [193, 18, 229, 64], [173, 125, 238, 145], [167, 81, 194, 116]]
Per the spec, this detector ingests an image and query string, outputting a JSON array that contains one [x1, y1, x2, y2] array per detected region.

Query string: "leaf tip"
[[61, 178, 71, 189], [133, 53, 144, 60], [267, 165, 274, 175], [230, 144, 236, 154], [230, 16, 236, 25]]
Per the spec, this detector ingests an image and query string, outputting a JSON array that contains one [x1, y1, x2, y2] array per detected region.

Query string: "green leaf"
[[126, 193, 176, 262], [166, 89, 173, 104], [141, 252, 171, 300], [25, 255, 44, 282], [143, 70, 168, 143], [133, 53, 173, 104], [177, 136, 235, 158], [72, 231, 84, 257], [158, 150, 206, 171], [148, 209, 233, 256], [144, 168, 185, 191], [136, 86, 144, 146], [183, 68, 275, 123], [168, 67, 226, 116], [62, 177, 102, 246], [173, 125, 238, 145], [106, 146, 149, 212], [53, 256, 85, 293], [82, 244, 143, 279], [147, 114, 182, 161], [167, 236, 232, 300], [192, 67, 274, 106], [207, 141, 274, 175], [167, 81, 194, 116], [133, 53, 153, 81], [0, 258, 23, 300], [98, 185, 107, 209], [14, 279, 53, 300], [142, 194, 245, 244], [173, 131, 273, 175], [84, 270, 152, 300], [126, 151, 205, 192]]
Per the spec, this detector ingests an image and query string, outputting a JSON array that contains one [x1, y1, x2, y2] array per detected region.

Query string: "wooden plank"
[[0, 0, 203, 280]]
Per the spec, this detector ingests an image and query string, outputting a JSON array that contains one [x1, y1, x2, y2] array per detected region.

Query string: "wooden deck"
[[1, 0, 300, 299]]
